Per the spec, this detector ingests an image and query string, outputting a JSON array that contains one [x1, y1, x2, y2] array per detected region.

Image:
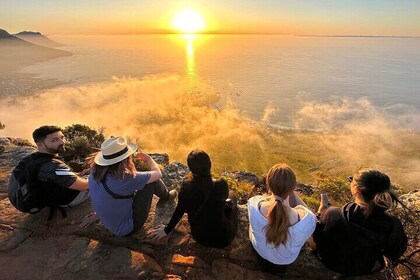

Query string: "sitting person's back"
[[149, 149, 238, 248], [312, 169, 407, 276], [173, 178, 236, 247], [248, 163, 317, 275]]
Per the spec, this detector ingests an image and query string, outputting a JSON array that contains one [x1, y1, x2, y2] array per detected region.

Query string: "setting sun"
[[172, 9, 205, 33]]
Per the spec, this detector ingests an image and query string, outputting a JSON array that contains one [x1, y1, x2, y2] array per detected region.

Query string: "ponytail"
[[263, 163, 296, 246], [353, 168, 407, 217], [265, 200, 290, 247]]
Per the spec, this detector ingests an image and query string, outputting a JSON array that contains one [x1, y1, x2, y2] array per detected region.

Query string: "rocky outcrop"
[[0, 140, 36, 199], [0, 140, 414, 279], [399, 189, 419, 212]]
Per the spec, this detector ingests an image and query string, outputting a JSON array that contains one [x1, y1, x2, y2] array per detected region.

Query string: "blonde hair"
[[90, 153, 136, 183], [264, 163, 296, 247]]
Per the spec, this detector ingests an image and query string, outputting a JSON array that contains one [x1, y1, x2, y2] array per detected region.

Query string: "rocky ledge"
[[0, 139, 418, 279]]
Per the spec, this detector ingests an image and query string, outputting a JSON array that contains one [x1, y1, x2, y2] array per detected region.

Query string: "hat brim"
[[94, 142, 137, 166]]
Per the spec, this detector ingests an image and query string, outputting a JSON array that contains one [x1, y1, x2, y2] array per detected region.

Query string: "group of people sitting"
[[9, 125, 408, 277]]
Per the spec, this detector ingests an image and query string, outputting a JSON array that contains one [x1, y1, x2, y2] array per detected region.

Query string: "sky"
[[1, 0, 419, 36]]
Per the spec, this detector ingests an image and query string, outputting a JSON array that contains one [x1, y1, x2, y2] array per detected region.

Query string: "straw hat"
[[94, 137, 137, 166]]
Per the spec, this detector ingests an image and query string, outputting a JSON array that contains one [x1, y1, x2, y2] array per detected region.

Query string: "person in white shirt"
[[248, 163, 317, 275]]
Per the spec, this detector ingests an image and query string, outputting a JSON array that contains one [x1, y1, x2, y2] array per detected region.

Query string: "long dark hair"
[[353, 168, 404, 216], [186, 149, 213, 200]]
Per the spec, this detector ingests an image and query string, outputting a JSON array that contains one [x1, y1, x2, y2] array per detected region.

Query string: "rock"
[[0, 145, 37, 192], [169, 254, 207, 268], [150, 153, 170, 166], [0, 138, 11, 146], [212, 259, 247, 280], [0, 145, 36, 169], [0, 228, 31, 252], [0, 146, 5, 155], [399, 189, 419, 211], [222, 171, 260, 186], [0, 236, 162, 279], [295, 183, 315, 196], [11, 138, 34, 147], [162, 161, 189, 189]]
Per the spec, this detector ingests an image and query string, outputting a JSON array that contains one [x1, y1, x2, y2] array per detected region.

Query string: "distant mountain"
[[13, 30, 64, 47], [0, 29, 20, 40], [0, 29, 71, 73]]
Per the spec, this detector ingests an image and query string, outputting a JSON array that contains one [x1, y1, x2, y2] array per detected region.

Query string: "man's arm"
[[68, 177, 89, 191]]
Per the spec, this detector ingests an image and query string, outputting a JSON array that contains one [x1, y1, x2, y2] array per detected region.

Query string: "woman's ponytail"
[[353, 168, 406, 217], [265, 200, 290, 247], [264, 163, 296, 246]]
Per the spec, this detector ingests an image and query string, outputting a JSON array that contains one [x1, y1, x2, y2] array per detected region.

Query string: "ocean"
[[17, 34, 420, 131]]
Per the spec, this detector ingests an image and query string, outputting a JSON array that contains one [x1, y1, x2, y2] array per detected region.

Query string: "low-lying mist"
[[1, 75, 419, 189]]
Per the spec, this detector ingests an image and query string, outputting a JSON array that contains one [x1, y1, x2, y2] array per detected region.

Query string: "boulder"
[[0, 138, 12, 146], [162, 161, 189, 189], [0, 145, 36, 194], [222, 171, 260, 186], [399, 189, 419, 211], [150, 153, 170, 166]]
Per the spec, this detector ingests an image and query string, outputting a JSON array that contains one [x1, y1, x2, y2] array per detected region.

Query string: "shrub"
[[387, 207, 420, 279], [312, 171, 352, 206], [222, 176, 254, 204], [61, 124, 105, 161], [0, 121, 4, 130], [13, 138, 33, 147]]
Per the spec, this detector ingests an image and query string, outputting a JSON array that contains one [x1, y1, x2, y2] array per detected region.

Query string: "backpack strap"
[[102, 177, 135, 200]]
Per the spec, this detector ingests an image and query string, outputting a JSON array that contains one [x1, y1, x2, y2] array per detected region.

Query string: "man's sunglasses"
[[347, 176, 353, 183]]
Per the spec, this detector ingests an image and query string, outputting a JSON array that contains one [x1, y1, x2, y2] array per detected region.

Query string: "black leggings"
[[252, 247, 288, 275]]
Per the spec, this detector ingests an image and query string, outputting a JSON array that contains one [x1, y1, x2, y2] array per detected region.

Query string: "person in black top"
[[149, 149, 238, 248], [312, 168, 408, 276], [9, 126, 90, 213]]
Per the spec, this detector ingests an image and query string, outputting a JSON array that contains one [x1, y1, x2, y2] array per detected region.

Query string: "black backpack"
[[8, 152, 54, 214]]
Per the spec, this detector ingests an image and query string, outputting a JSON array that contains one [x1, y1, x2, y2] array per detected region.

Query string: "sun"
[[172, 9, 205, 33]]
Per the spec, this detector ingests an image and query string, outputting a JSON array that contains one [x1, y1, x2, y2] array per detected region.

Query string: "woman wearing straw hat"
[[88, 137, 176, 236]]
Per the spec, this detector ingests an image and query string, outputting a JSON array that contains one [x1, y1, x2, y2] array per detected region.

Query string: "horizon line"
[[3, 28, 419, 38], [49, 32, 420, 38]]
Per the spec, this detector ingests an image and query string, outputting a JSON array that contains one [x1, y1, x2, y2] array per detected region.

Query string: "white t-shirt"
[[248, 195, 317, 265]]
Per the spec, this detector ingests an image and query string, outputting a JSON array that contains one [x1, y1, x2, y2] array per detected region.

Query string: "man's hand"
[[147, 224, 167, 239]]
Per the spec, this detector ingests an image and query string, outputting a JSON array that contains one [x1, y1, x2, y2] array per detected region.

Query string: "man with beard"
[[30, 125, 89, 210]]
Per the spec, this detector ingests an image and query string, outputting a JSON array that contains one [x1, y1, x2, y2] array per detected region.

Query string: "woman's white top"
[[248, 195, 317, 265]]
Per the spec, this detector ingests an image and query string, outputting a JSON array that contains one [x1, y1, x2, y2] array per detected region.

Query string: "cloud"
[[260, 102, 278, 123], [1, 75, 419, 189]]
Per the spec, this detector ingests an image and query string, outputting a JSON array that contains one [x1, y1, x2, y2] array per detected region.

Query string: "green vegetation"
[[0, 121, 5, 130], [61, 124, 105, 162], [13, 138, 33, 147]]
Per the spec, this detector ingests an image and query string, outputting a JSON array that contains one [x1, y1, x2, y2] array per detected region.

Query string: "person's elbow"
[[69, 178, 89, 191]]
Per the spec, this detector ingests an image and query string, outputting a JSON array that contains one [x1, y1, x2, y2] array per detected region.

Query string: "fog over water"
[[1, 35, 419, 188]]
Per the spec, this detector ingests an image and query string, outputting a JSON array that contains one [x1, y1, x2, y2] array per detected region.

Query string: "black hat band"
[[103, 146, 129, 159]]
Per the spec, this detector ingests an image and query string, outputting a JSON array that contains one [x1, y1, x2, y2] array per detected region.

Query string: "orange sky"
[[1, 1, 419, 36]]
